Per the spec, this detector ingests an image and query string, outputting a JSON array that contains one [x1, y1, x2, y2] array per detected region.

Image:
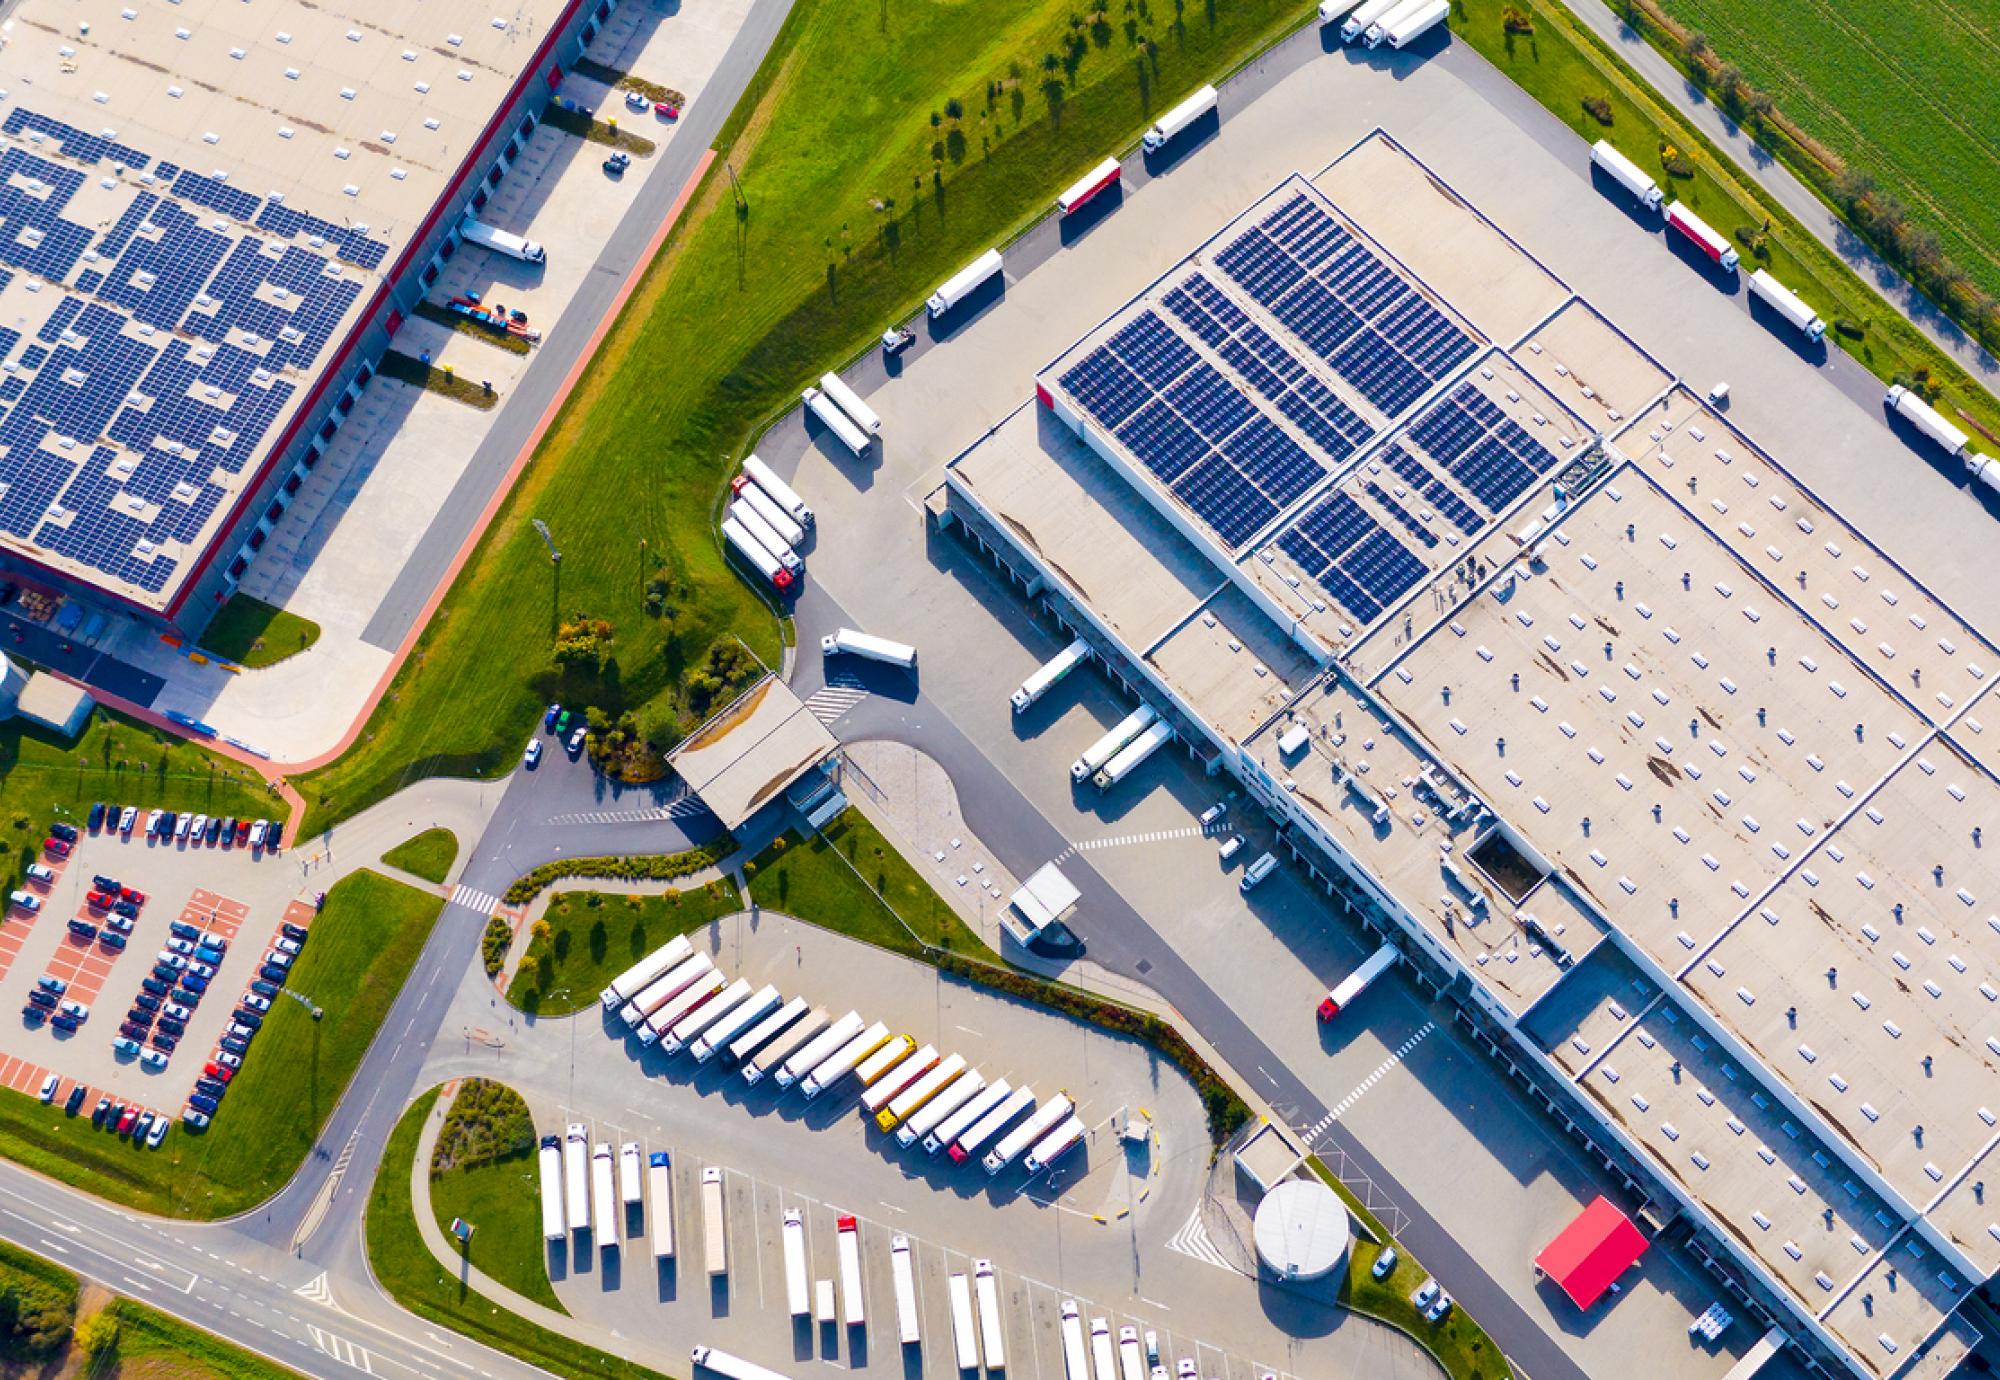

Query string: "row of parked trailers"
[[538, 1128, 681, 1254], [1319, 0, 1450, 47], [722, 454, 815, 592], [597, 937, 1090, 1175]]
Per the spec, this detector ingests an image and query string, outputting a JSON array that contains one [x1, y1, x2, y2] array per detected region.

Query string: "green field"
[[198, 594, 322, 669], [99, 1297, 302, 1379], [368, 1091, 667, 1380], [290, 0, 1313, 833], [428, 1080, 565, 1313], [509, 879, 741, 1015], [383, 827, 460, 884], [745, 811, 981, 958], [0, 869, 440, 1217], [1648, 0, 2000, 305]]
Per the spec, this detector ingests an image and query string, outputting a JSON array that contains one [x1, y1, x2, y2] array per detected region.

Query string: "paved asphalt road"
[[358, 0, 798, 653]]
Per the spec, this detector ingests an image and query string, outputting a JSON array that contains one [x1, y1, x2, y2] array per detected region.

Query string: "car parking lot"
[[0, 806, 314, 1126]]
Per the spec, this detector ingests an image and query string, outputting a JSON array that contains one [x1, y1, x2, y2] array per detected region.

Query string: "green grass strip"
[[198, 595, 321, 669], [509, 880, 742, 1015], [382, 827, 460, 885]]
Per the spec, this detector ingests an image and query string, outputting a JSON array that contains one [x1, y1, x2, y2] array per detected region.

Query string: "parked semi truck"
[[803, 387, 871, 457], [619, 1141, 643, 1207], [590, 1142, 617, 1245], [1376, 0, 1447, 46], [860, 1043, 938, 1118], [1362, 0, 1430, 45], [899, 1067, 985, 1146], [927, 248, 1004, 318], [459, 215, 546, 263], [890, 1234, 921, 1346], [948, 1274, 979, 1373], [731, 999, 817, 1070], [1071, 705, 1157, 782], [853, 1035, 919, 1094], [1013, 637, 1090, 713], [950, 1084, 1036, 1164], [782, 1209, 809, 1317], [983, 1092, 1073, 1174], [801, 1021, 893, 1099], [1060, 1301, 1089, 1380], [647, 1152, 675, 1259], [817, 372, 882, 436], [749, 1006, 838, 1085], [1056, 157, 1121, 216], [1025, 1115, 1087, 1175], [602, 936, 695, 1011], [836, 1216, 866, 1328], [1589, 140, 1663, 212], [563, 1123, 590, 1233], [1317, 942, 1401, 1019], [974, 1259, 1006, 1372], [701, 1168, 728, 1277], [741, 455, 813, 528], [776, 1011, 865, 1089], [689, 1346, 789, 1380], [641, 968, 726, 1047], [1317, 0, 1366, 23], [1665, 201, 1740, 271], [1240, 850, 1279, 891], [734, 480, 805, 549], [1340, 0, 1402, 41], [877, 1052, 967, 1130], [1117, 1326, 1145, 1380], [661, 977, 754, 1056], [1747, 269, 1826, 341], [1141, 85, 1216, 152], [729, 502, 803, 577], [925, 1077, 1010, 1154], [1093, 718, 1173, 789], [620, 952, 713, 1028], [820, 627, 917, 669], [538, 1135, 564, 1242], [1090, 1316, 1117, 1380], [722, 516, 794, 591], [1887, 384, 1973, 458], [692, 984, 782, 1063]]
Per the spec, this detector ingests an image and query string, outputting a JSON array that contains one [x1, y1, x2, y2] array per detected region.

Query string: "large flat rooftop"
[[0, 0, 570, 610]]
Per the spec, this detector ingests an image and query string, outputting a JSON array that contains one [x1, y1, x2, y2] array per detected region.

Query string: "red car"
[[42, 837, 70, 858], [202, 1062, 235, 1083], [234, 820, 251, 845], [115, 1105, 138, 1135], [85, 891, 111, 910], [120, 885, 146, 905], [654, 101, 679, 119]]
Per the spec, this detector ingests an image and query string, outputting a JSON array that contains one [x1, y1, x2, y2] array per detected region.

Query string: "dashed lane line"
[[1300, 1021, 1436, 1146]]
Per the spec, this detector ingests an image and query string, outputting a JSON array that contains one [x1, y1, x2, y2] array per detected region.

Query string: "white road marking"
[[447, 885, 502, 916], [1303, 1021, 1436, 1143]]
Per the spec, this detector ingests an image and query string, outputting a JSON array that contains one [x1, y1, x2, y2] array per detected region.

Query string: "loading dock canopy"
[[666, 674, 838, 831], [1534, 1196, 1648, 1309], [1006, 862, 1080, 943]]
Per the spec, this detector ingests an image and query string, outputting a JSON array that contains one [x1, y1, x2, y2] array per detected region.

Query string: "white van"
[[1239, 852, 1278, 891]]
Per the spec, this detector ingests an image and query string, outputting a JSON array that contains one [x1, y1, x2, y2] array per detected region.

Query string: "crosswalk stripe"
[[449, 885, 502, 916], [1055, 824, 1205, 862], [1305, 1021, 1436, 1142], [803, 683, 868, 725], [1164, 1208, 1245, 1276], [546, 798, 709, 826]]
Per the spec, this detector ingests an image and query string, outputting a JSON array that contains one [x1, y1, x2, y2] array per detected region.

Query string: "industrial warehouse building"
[[0, 0, 620, 634], [942, 130, 1999, 1380]]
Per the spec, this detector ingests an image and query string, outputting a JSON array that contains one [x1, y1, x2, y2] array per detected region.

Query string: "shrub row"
[[432, 1078, 535, 1174], [933, 952, 1251, 1145], [501, 835, 735, 905], [480, 916, 513, 978]]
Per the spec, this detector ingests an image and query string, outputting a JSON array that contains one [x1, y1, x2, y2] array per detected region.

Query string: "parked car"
[[10, 891, 41, 913], [214, 1050, 242, 1070], [235, 820, 251, 845], [36, 1074, 57, 1103], [274, 936, 301, 956], [162, 1002, 192, 1022], [280, 923, 308, 943], [554, 709, 571, 737], [104, 914, 133, 934], [241, 993, 270, 1013], [64, 1083, 87, 1114], [249, 820, 267, 849], [251, 980, 281, 999], [37, 976, 67, 995], [232, 1009, 262, 1029], [182, 1109, 210, 1129], [86, 802, 105, 831], [189, 814, 207, 841], [117, 1106, 140, 1135], [194, 946, 223, 965], [523, 740, 542, 769], [259, 965, 289, 985], [175, 814, 192, 841], [133, 993, 160, 1012], [150, 1031, 177, 1053], [65, 918, 95, 939], [188, 1093, 219, 1116], [118, 806, 136, 834], [170, 921, 200, 941], [49, 821, 77, 844], [218, 817, 236, 846], [50, 1013, 78, 1032], [144, 809, 162, 835], [158, 811, 177, 837], [112, 900, 138, 919], [219, 1035, 249, 1057], [57, 999, 88, 1020], [225, 1021, 256, 1041], [41, 837, 70, 858], [175, 987, 204, 1007], [200, 932, 229, 953], [166, 937, 196, 956], [27, 990, 56, 1010], [180, 973, 210, 994], [263, 950, 293, 970], [194, 1079, 227, 1100], [567, 727, 587, 757], [188, 962, 216, 980], [1411, 1277, 1441, 1313], [140, 978, 170, 998], [146, 1116, 168, 1148], [100, 932, 126, 952], [544, 703, 561, 731], [91, 1097, 110, 1126], [120, 885, 146, 905], [140, 1049, 170, 1071], [24, 862, 55, 886], [602, 150, 631, 175], [204, 817, 223, 844], [203, 1062, 235, 1083], [111, 1037, 141, 1057], [155, 952, 186, 971]]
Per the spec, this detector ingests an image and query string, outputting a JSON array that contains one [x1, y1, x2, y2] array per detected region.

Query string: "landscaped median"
[[500, 834, 735, 906], [506, 879, 742, 1015], [1307, 1156, 1507, 1380], [368, 1089, 669, 1380], [383, 826, 460, 885], [0, 868, 441, 1217], [427, 1079, 566, 1314]]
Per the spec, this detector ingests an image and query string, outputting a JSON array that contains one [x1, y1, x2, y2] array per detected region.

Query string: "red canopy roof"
[[1535, 1196, 1648, 1309]]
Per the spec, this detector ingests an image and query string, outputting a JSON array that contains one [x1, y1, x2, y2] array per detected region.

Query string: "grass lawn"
[[0, 869, 440, 1217], [1644, 0, 2000, 306], [509, 878, 741, 1016], [368, 1091, 668, 1380], [0, 710, 281, 894], [383, 827, 460, 884], [745, 810, 982, 958], [290, 0, 1314, 834], [198, 595, 322, 670], [1309, 1158, 1506, 1380], [100, 1297, 302, 1378], [428, 1080, 565, 1314], [1455, 0, 2000, 443]]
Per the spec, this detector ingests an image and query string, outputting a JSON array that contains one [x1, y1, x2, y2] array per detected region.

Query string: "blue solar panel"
[[1330, 328, 1432, 416], [1316, 562, 1383, 623], [1214, 228, 1305, 304], [1338, 527, 1427, 607], [1289, 490, 1374, 566], [1169, 454, 1274, 548], [1401, 383, 1558, 518], [1116, 399, 1208, 483], [1059, 347, 1152, 430], [1408, 396, 1482, 466], [1161, 285, 1230, 350], [1165, 363, 1258, 444], [1268, 277, 1362, 360], [1259, 195, 1348, 270], [1383, 443, 1483, 536], [1451, 437, 1537, 511], [1222, 416, 1321, 508], [1108, 310, 1200, 388]]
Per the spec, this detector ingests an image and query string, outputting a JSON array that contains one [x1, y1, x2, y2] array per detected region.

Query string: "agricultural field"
[[292, 0, 1312, 831], [1649, 0, 2000, 302]]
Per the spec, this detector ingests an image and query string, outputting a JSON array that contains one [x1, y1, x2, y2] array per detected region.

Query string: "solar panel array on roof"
[[0, 106, 390, 595], [1408, 381, 1563, 516], [1213, 194, 1475, 420], [1272, 484, 1429, 625], [1057, 304, 1332, 551]]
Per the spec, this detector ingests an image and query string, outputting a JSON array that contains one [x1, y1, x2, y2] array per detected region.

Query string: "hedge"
[[501, 835, 734, 904]]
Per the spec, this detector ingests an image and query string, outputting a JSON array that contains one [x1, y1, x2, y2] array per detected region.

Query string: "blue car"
[[86, 802, 105, 831], [175, 988, 204, 1007], [218, 1036, 249, 1057], [194, 946, 224, 966], [50, 1014, 78, 1032], [259, 965, 289, 985], [66, 919, 97, 940], [169, 921, 200, 942], [543, 702, 561, 731], [99, 932, 126, 952], [188, 1093, 219, 1115], [140, 978, 170, 997], [180, 972, 210, 994]]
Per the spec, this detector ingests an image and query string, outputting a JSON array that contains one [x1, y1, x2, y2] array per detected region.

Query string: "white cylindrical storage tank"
[[1251, 1179, 1350, 1282]]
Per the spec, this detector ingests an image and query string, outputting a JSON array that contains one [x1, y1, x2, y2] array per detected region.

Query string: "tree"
[[76, 1310, 119, 1358], [1678, 30, 1710, 65], [943, 97, 963, 121]]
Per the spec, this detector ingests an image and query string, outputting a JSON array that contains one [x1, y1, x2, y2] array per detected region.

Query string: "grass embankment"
[[368, 1091, 669, 1380], [428, 1080, 565, 1314], [0, 869, 440, 1217], [378, 352, 500, 410], [0, 1236, 293, 1377], [509, 879, 742, 1016], [1308, 1157, 1506, 1380], [383, 827, 460, 884], [1641, 0, 2000, 311], [747, 811, 1250, 1142], [292, 0, 1314, 834], [541, 105, 658, 157], [0, 711, 281, 894], [1456, 0, 2000, 442], [198, 595, 321, 669]]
